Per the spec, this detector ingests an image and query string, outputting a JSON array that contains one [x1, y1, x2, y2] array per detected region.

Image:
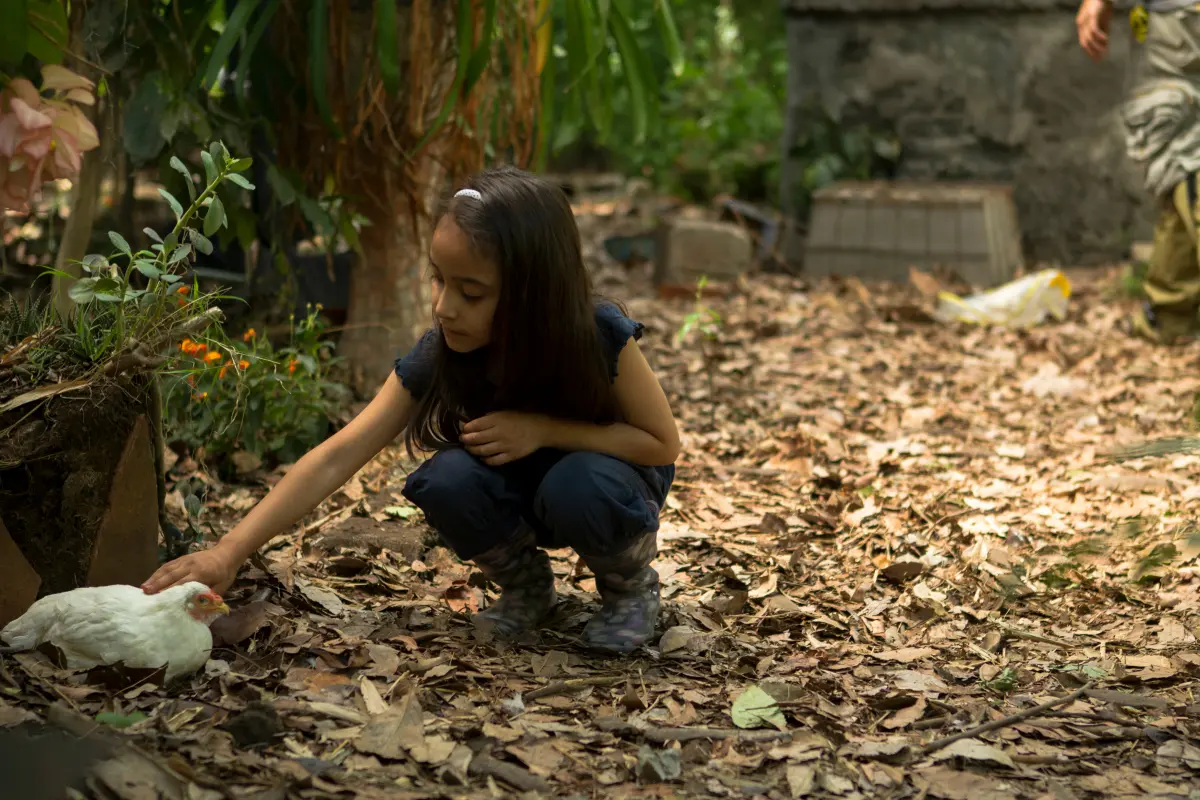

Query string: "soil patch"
[[0, 377, 153, 594]]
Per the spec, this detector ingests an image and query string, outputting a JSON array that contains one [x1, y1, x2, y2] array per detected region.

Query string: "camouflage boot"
[[1130, 300, 1200, 345], [578, 533, 660, 654], [472, 524, 556, 639]]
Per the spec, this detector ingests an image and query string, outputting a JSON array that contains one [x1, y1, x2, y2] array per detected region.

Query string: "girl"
[[142, 166, 681, 654]]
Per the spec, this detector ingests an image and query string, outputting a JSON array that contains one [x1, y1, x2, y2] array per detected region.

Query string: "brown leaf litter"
[[3, 267, 1200, 798]]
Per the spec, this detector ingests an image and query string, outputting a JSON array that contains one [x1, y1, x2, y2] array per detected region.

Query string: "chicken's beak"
[[214, 601, 231, 616]]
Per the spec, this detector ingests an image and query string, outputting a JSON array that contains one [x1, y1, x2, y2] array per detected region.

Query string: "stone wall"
[[782, 0, 1154, 266]]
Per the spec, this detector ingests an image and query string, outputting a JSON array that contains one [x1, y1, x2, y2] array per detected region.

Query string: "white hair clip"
[[454, 188, 483, 201]]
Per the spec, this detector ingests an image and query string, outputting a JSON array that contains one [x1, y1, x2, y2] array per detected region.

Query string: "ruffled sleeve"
[[595, 301, 644, 381], [393, 327, 440, 399]]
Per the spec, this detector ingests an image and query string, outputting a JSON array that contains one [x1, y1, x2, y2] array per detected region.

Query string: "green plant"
[[163, 303, 350, 472], [674, 275, 723, 428], [787, 102, 901, 219], [0, 142, 249, 412], [980, 667, 1019, 694], [558, 3, 785, 203], [34, 142, 251, 378]]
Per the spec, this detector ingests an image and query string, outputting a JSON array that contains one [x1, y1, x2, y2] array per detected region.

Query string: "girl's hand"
[[142, 546, 239, 596], [1076, 0, 1112, 61], [461, 411, 549, 466]]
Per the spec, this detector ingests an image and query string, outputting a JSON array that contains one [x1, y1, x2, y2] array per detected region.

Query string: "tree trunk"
[[338, 166, 444, 395]]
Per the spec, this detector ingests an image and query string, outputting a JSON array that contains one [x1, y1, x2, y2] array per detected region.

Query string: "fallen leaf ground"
[[5, 265, 1200, 799]]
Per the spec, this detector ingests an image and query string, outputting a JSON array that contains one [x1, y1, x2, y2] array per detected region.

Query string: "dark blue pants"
[[401, 447, 674, 560]]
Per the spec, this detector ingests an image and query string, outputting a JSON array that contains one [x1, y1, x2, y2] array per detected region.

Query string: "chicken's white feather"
[[0, 581, 225, 682]]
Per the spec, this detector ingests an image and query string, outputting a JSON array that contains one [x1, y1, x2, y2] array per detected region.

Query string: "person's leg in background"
[[1134, 176, 1200, 343]]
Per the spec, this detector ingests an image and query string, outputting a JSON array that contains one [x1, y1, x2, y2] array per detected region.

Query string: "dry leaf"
[[355, 689, 424, 760], [359, 678, 389, 716], [875, 647, 938, 663], [882, 695, 926, 730], [931, 738, 1014, 768]]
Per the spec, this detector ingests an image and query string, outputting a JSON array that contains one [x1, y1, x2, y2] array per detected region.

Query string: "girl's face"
[[429, 216, 501, 353]]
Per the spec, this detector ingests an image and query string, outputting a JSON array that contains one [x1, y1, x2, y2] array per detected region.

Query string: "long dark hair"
[[404, 165, 619, 456]]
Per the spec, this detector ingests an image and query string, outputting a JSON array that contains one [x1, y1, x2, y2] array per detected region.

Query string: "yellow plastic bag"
[[932, 269, 1072, 328]]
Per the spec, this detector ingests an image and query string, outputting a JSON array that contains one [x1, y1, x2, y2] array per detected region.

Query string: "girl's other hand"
[[142, 546, 238, 596], [461, 411, 548, 466]]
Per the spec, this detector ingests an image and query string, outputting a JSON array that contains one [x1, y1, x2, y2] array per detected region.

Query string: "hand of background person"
[[1077, 0, 1113, 61]]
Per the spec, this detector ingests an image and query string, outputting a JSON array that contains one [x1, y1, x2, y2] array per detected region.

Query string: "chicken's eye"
[[196, 597, 210, 605]]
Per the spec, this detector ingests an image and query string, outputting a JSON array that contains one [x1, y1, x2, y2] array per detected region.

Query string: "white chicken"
[[0, 581, 229, 682]]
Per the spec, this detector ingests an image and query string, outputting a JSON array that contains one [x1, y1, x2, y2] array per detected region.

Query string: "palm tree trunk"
[[337, 162, 445, 395]]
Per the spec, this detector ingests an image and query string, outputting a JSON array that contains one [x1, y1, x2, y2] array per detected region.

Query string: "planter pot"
[[0, 380, 162, 626]]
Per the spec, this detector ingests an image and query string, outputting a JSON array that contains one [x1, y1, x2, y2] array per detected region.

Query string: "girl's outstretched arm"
[[142, 372, 416, 594], [542, 339, 681, 466]]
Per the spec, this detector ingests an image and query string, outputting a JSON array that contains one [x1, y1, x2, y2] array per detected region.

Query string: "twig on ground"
[[595, 715, 796, 744], [995, 623, 1075, 649], [468, 751, 551, 794], [915, 682, 1094, 758], [526, 676, 624, 701]]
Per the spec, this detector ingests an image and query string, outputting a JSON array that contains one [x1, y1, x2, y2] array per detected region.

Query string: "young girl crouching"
[[142, 166, 681, 654]]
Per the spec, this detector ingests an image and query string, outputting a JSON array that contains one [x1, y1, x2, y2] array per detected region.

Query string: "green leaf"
[[0, 0, 28, 70], [124, 74, 170, 163], [462, 0, 498, 98], [375, 0, 401, 96], [308, 0, 342, 138], [69, 277, 99, 304], [25, 0, 67, 65], [204, 196, 226, 237], [564, 0, 608, 139], [201, 150, 218, 187], [168, 243, 193, 265], [653, 0, 684, 78], [108, 231, 132, 256], [226, 173, 255, 191], [143, 227, 163, 244], [192, 231, 214, 256], [607, 1, 650, 144], [158, 188, 184, 220], [228, 157, 252, 172], [266, 164, 297, 206], [238, 0, 281, 102], [731, 685, 787, 731], [168, 156, 196, 202], [210, 141, 229, 166], [382, 505, 416, 520], [92, 278, 122, 302], [132, 259, 162, 280], [533, 36, 557, 170], [405, 0, 472, 156], [95, 711, 147, 729], [201, 0, 261, 91]]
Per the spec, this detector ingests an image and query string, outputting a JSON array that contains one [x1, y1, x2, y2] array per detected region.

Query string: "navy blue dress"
[[394, 302, 675, 559]]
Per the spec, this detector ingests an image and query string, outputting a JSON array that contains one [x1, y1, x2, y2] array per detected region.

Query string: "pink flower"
[[0, 67, 100, 213]]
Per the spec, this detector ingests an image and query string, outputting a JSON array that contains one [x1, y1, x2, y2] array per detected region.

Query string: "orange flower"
[[204, 351, 222, 364], [287, 358, 298, 374], [176, 285, 189, 295], [177, 298, 187, 307], [193, 391, 208, 401], [186, 375, 196, 387], [218, 364, 229, 379], [238, 359, 250, 370], [242, 328, 256, 342], [180, 338, 194, 353]]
